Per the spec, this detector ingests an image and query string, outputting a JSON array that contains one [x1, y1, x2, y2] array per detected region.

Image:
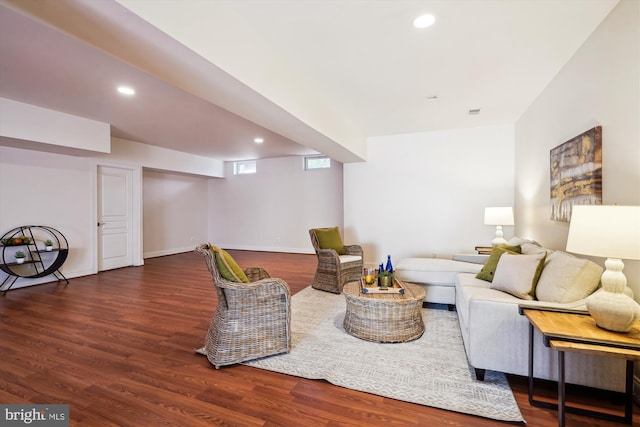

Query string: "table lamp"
[[484, 207, 514, 246], [566, 205, 640, 332]]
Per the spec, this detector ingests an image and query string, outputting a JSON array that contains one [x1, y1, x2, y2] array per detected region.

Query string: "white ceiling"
[[0, 0, 619, 163]]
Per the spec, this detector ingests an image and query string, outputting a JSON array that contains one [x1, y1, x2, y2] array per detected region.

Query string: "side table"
[[520, 306, 640, 426]]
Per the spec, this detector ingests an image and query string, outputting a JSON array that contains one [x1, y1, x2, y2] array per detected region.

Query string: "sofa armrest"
[[452, 254, 489, 264]]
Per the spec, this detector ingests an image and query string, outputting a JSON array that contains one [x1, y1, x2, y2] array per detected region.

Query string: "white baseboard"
[[144, 246, 194, 259]]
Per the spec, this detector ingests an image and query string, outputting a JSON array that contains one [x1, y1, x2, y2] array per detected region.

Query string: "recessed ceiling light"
[[254, 137, 264, 144], [117, 86, 135, 96], [413, 14, 436, 29], [468, 108, 481, 115], [426, 95, 439, 100]]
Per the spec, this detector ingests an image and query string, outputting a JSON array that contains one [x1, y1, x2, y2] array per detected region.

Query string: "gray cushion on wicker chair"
[[195, 244, 291, 369], [309, 228, 363, 294]]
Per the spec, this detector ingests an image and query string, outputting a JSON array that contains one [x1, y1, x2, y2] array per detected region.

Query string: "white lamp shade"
[[484, 207, 514, 226], [566, 205, 640, 260]]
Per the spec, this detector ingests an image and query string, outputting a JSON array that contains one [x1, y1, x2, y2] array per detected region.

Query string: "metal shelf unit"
[[0, 225, 69, 294]]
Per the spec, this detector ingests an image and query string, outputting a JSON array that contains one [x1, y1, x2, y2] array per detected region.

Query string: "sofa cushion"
[[339, 255, 362, 264], [456, 272, 588, 310], [535, 251, 602, 303], [456, 272, 493, 289], [314, 226, 347, 255], [475, 244, 521, 282], [491, 252, 546, 300]]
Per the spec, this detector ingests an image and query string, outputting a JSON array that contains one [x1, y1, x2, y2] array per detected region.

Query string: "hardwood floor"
[[1, 250, 638, 426]]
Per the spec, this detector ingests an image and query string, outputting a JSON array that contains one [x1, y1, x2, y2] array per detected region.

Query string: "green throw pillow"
[[475, 244, 521, 282], [208, 243, 249, 283], [314, 226, 347, 255]]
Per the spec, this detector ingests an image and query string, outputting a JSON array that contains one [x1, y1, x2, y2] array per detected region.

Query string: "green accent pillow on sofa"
[[475, 244, 521, 282], [208, 244, 249, 283], [314, 227, 347, 255]]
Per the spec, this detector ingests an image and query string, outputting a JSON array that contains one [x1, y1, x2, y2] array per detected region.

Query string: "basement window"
[[304, 155, 331, 170], [233, 160, 257, 175]]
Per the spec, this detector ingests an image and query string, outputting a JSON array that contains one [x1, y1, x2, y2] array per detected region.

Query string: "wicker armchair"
[[309, 228, 363, 293], [195, 244, 291, 369]]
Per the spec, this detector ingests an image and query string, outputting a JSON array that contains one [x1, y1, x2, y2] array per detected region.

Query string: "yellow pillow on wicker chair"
[[208, 244, 249, 283], [314, 226, 347, 255]]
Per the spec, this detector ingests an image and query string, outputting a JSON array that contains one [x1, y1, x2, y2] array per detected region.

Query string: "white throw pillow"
[[491, 252, 546, 300], [535, 251, 603, 303]]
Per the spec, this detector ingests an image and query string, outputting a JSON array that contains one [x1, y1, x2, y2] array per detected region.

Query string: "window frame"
[[304, 155, 331, 171], [233, 160, 257, 175]]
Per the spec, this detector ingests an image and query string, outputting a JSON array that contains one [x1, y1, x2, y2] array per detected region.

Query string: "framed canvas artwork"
[[550, 126, 602, 222]]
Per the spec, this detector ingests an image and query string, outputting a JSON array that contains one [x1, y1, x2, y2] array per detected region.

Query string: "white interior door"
[[98, 165, 133, 271]]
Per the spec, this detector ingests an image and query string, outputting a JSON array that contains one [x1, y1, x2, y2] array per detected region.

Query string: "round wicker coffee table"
[[342, 281, 426, 343]]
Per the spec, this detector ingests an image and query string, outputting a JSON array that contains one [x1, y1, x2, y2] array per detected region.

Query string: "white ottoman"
[[394, 257, 483, 305]]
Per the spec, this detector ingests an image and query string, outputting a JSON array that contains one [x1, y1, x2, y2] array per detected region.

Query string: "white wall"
[[514, 0, 639, 298], [208, 156, 343, 253], [344, 125, 515, 266], [0, 146, 96, 289], [143, 169, 209, 257], [1, 120, 340, 291], [0, 135, 215, 290]]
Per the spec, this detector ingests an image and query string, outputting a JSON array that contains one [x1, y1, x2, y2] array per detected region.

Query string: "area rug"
[[198, 286, 524, 423]]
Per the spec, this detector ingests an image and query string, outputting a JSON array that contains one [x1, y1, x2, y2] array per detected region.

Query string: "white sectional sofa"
[[395, 240, 628, 392]]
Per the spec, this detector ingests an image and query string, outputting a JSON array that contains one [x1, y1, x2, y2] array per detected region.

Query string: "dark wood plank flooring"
[[1, 250, 638, 426]]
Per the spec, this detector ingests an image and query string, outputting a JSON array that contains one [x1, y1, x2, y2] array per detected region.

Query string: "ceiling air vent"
[[468, 108, 481, 115]]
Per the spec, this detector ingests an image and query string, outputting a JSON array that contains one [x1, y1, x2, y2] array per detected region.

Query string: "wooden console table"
[[520, 306, 640, 426]]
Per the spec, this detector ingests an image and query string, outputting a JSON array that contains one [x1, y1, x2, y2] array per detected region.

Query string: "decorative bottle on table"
[[378, 256, 394, 288]]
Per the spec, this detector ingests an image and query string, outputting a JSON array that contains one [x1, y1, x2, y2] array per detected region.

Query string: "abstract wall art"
[[550, 126, 602, 222]]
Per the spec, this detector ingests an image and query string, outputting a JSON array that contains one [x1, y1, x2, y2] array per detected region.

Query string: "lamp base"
[[491, 237, 508, 246], [586, 259, 640, 332], [586, 289, 640, 332], [491, 225, 507, 246]]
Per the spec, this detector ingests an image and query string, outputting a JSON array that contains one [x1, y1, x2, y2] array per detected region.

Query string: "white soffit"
[[116, 0, 618, 137], [0, 0, 619, 163], [0, 0, 352, 162]]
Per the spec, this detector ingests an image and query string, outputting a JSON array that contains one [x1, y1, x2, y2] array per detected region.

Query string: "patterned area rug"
[[199, 286, 524, 422]]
